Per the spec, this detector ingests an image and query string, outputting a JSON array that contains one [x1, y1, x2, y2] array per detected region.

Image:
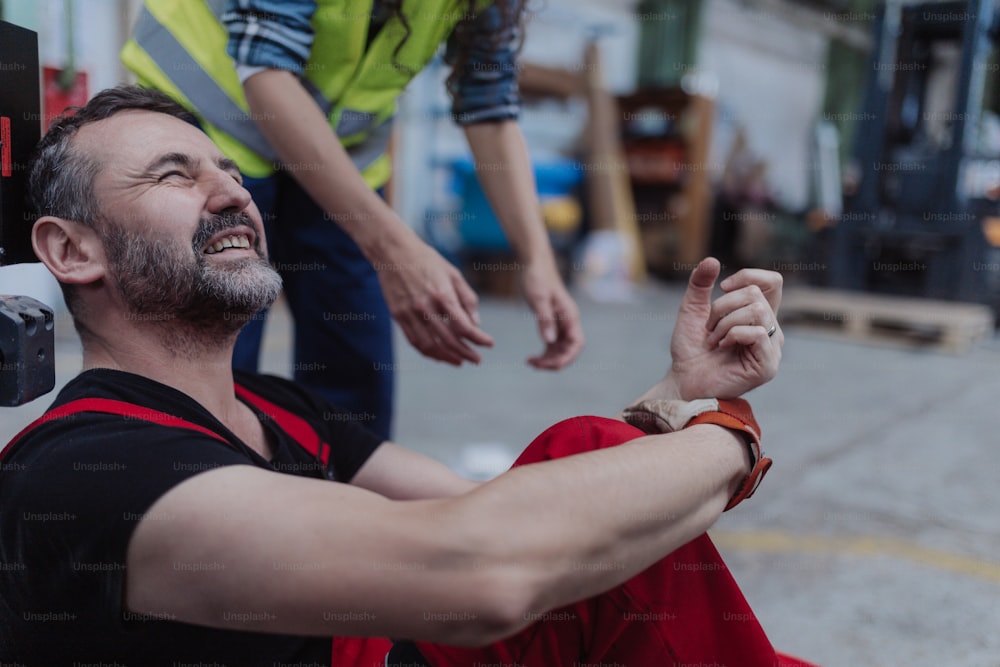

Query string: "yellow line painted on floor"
[[710, 530, 1000, 586]]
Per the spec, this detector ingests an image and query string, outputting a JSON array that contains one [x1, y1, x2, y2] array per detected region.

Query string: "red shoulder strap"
[[1, 386, 331, 472], [233, 383, 330, 467], [0, 398, 233, 461]]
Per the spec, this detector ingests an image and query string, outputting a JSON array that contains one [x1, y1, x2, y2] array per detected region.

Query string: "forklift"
[[829, 0, 1000, 319]]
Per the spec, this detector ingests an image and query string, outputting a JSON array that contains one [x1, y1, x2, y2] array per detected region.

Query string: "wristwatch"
[[622, 397, 772, 511]]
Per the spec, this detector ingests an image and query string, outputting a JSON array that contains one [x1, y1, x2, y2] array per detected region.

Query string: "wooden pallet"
[[779, 287, 995, 354]]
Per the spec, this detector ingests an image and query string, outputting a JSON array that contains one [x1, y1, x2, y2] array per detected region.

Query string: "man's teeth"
[[205, 234, 252, 254]]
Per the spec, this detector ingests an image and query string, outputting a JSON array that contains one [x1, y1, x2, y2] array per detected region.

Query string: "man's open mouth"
[[203, 233, 253, 255]]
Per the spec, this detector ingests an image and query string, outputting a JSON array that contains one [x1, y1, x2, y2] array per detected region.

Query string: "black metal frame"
[[0, 21, 55, 406]]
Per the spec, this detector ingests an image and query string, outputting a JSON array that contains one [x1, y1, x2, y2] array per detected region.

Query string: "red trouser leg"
[[416, 415, 784, 667], [330, 635, 393, 666]]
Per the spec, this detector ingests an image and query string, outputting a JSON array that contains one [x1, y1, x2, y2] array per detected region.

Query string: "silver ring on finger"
[[766, 323, 777, 338]]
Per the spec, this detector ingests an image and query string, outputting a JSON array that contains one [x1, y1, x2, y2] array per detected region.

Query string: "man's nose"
[[203, 170, 252, 215]]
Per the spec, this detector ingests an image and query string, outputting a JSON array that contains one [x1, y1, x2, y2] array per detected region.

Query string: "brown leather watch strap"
[[688, 398, 771, 511]]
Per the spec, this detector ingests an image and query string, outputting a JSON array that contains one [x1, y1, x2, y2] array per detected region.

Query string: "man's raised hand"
[[668, 258, 783, 400]]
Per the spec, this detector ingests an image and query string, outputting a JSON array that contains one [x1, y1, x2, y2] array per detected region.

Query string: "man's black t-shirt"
[[0, 369, 384, 666]]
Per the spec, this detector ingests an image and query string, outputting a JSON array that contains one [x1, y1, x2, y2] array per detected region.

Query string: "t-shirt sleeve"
[[317, 405, 385, 481], [2, 416, 254, 632]]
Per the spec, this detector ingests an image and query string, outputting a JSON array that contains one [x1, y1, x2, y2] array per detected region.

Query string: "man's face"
[[76, 110, 281, 335]]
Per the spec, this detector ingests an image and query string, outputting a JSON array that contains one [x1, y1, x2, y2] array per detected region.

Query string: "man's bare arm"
[[125, 423, 747, 645], [350, 442, 480, 500], [126, 259, 782, 644]]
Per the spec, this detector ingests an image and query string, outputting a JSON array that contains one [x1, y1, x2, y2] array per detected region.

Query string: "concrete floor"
[[4, 278, 999, 666], [391, 281, 1000, 667]]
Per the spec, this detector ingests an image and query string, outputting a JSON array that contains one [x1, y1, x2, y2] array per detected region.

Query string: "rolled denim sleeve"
[[446, 4, 521, 126], [223, 0, 317, 76]]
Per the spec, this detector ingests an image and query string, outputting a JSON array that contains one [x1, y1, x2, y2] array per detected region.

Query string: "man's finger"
[[718, 323, 781, 360], [719, 324, 783, 349], [719, 268, 783, 313], [706, 287, 772, 344], [679, 257, 721, 314], [717, 326, 780, 381]]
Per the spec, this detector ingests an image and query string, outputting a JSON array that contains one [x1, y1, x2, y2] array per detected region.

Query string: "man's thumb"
[[682, 257, 721, 308]]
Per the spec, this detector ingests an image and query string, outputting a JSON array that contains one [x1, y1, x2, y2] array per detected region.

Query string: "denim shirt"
[[223, 0, 520, 125]]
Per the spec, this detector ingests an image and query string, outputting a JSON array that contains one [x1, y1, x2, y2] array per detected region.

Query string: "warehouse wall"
[[698, 0, 829, 212]]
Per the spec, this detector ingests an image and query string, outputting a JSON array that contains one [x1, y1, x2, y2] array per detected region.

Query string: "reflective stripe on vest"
[[124, 0, 458, 183], [131, 6, 392, 177], [132, 7, 277, 160]]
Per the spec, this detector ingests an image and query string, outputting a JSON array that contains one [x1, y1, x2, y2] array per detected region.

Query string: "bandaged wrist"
[[622, 397, 772, 511]]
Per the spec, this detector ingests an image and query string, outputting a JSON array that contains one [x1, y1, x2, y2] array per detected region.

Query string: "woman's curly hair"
[[381, 0, 529, 103]]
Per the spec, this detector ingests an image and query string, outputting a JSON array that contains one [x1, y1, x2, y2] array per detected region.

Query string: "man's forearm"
[[242, 69, 409, 261], [442, 423, 750, 621], [351, 443, 480, 500], [464, 121, 558, 267]]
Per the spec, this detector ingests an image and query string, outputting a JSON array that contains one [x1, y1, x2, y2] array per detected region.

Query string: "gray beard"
[[102, 213, 282, 346]]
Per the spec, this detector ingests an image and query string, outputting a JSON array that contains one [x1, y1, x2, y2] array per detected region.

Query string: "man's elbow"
[[418, 499, 555, 645], [439, 571, 542, 647]]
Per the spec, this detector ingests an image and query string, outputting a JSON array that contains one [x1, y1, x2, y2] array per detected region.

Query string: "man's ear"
[[31, 216, 107, 286]]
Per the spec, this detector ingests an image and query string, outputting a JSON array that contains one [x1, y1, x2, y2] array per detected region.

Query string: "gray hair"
[[29, 85, 196, 227], [28, 86, 197, 324]]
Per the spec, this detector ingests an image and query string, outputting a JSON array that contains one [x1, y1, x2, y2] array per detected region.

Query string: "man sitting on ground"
[[0, 86, 811, 667]]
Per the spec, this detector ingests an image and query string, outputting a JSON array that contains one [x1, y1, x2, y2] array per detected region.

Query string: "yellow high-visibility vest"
[[122, 0, 470, 186]]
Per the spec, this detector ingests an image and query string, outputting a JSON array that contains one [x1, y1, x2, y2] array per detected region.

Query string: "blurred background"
[[6, 0, 1000, 328], [1, 1, 999, 665]]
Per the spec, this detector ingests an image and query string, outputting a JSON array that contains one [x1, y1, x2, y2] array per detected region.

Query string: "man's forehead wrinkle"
[[145, 151, 197, 173], [71, 120, 169, 183]]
